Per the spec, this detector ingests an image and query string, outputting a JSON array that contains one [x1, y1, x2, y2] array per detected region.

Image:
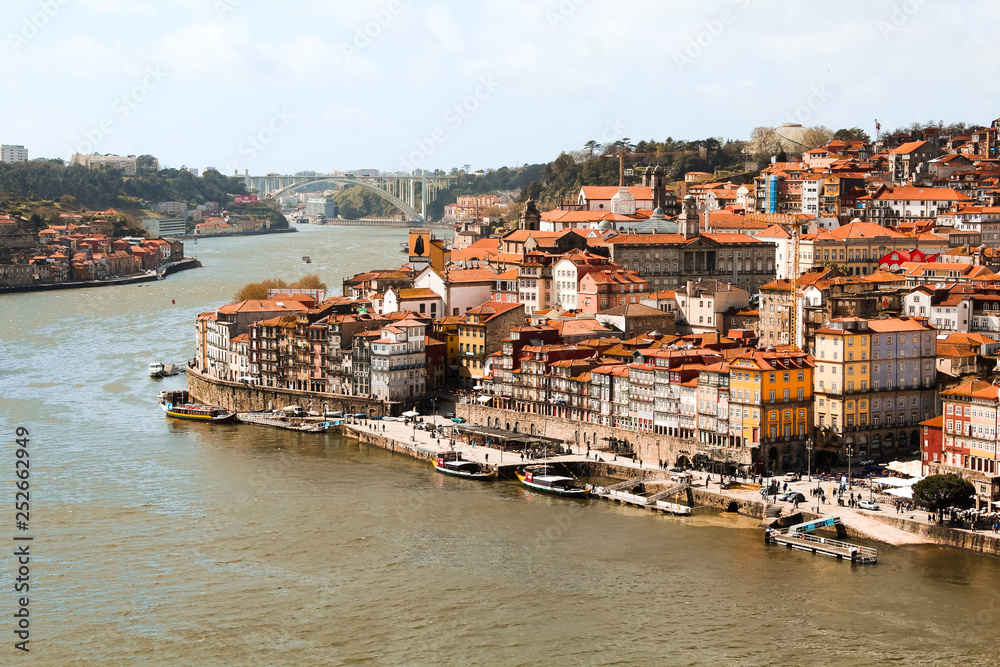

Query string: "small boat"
[[516, 464, 591, 497], [302, 255, 312, 263], [433, 451, 496, 480], [149, 362, 166, 377], [159, 390, 237, 424]]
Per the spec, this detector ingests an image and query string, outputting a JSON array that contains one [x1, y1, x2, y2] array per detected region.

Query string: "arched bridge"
[[243, 173, 456, 221]]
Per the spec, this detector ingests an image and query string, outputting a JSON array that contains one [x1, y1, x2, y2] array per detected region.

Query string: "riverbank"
[[0, 256, 202, 293]]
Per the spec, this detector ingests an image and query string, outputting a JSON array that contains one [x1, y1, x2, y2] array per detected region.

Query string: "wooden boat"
[[159, 390, 237, 424], [516, 464, 591, 497], [433, 451, 496, 480]]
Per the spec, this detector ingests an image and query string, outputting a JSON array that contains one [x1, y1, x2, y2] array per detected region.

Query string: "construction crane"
[[771, 219, 806, 351]]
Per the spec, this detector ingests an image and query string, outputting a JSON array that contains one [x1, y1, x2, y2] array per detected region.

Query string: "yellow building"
[[813, 317, 872, 461], [729, 350, 815, 473]]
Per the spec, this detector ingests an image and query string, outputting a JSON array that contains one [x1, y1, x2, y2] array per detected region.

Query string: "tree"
[[584, 140, 600, 156], [232, 278, 289, 302], [912, 473, 975, 521], [833, 127, 871, 143], [747, 126, 783, 162], [289, 274, 327, 290], [800, 125, 834, 150], [135, 154, 159, 174]]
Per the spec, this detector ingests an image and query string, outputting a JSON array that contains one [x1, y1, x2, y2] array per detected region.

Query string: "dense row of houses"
[[0, 212, 183, 286]]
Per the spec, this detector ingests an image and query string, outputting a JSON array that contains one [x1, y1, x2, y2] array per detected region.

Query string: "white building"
[[903, 286, 971, 334], [1, 145, 28, 163], [370, 320, 427, 402]]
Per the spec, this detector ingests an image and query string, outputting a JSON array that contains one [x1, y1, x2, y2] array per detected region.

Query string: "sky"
[[2, 0, 998, 176]]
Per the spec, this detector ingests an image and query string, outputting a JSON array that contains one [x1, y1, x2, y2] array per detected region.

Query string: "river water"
[[0, 224, 996, 665]]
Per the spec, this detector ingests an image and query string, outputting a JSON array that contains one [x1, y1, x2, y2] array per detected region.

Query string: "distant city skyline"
[[2, 0, 998, 174]]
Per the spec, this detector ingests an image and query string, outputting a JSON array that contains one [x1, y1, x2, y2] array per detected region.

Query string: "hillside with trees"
[[0, 160, 249, 210]]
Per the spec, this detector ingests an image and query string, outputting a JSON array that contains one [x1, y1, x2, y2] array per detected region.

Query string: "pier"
[[766, 516, 878, 564], [237, 412, 338, 433]]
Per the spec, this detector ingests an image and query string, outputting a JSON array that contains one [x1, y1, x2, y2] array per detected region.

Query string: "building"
[[813, 317, 936, 467], [799, 220, 949, 277], [369, 319, 427, 402], [729, 351, 814, 473], [1, 144, 28, 163], [937, 380, 1000, 509], [70, 153, 156, 175], [154, 202, 188, 216], [606, 197, 777, 293], [141, 217, 187, 237], [305, 198, 338, 219], [456, 301, 525, 389]]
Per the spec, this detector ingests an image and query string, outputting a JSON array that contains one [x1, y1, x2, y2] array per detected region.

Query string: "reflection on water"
[[0, 225, 996, 664]]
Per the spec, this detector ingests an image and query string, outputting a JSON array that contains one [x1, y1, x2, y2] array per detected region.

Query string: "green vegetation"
[[912, 473, 975, 521], [232, 275, 328, 302], [331, 185, 398, 219], [0, 160, 248, 210]]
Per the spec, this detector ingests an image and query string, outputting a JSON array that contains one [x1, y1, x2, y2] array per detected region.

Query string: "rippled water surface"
[[0, 225, 997, 665]]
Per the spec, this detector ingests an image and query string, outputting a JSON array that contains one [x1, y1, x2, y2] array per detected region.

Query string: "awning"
[[871, 476, 922, 488], [477, 395, 492, 404], [401, 410, 420, 418], [884, 487, 913, 499]]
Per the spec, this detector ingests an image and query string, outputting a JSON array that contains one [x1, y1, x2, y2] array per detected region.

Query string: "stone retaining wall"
[[868, 513, 1000, 556], [187, 370, 386, 415], [456, 404, 751, 468]]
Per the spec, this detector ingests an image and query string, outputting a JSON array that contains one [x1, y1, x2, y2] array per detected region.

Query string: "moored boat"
[[159, 390, 237, 424], [149, 361, 165, 377], [516, 464, 591, 497], [433, 451, 496, 480]]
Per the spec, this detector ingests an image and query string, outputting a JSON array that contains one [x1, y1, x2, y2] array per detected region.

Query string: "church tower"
[[679, 194, 699, 240], [520, 199, 541, 231]]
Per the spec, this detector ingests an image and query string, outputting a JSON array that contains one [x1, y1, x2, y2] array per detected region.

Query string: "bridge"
[[243, 173, 456, 221]]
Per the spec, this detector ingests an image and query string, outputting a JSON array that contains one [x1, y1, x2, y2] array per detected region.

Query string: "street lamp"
[[806, 438, 814, 482], [846, 444, 854, 489]]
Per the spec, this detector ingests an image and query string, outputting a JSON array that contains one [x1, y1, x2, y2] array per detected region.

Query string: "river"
[[0, 223, 996, 665]]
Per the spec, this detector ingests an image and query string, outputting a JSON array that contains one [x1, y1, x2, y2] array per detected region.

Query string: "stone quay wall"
[[187, 370, 386, 416], [456, 404, 746, 468], [868, 513, 1000, 557]]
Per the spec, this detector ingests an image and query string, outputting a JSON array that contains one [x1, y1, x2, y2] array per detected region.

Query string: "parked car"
[[786, 492, 806, 503], [783, 472, 800, 482], [857, 500, 880, 510], [444, 412, 455, 419], [451, 416, 466, 423], [720, 480, 739, 489], [668, 466, 684, 473]]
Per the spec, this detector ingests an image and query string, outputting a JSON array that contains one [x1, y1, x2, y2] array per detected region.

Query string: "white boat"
[[148, 362, 165, 377]]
